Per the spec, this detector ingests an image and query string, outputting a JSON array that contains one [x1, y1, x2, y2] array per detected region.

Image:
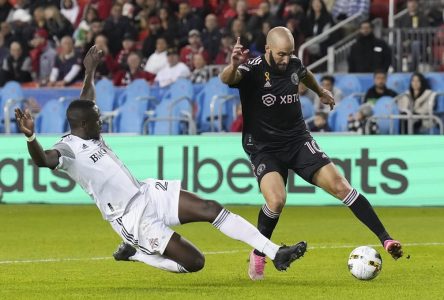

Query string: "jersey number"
[[304, 140, 323, 155]]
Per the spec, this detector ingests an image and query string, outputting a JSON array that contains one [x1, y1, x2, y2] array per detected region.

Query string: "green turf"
[[0, 205, 443, 300]]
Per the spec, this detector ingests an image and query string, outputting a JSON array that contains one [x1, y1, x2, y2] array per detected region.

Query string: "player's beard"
[[269, 51, 287, 74]]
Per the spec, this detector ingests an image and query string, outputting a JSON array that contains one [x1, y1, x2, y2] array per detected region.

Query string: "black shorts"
[[247, 138, 331, 185]]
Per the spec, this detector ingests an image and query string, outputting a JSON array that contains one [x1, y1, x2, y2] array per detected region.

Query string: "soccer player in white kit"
[[14, 46, 307, 275]]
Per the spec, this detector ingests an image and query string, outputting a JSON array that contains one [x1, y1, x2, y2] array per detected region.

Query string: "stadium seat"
[[356, 74, 374, 92], [114, 97, 149, 134], [387, 73, 410, 94], [328, 96, 360, 131], [373, 96, 400, 134], [146, 79, 195, 135], [196, 76, 239, 132], [425, 73, 444, 114], [116, 79, 153, 107], [96, 78, 117, 132], [0, 81, 25, 133], [335, 75, 363, 98], [300, 96, 315, 119], [35, 99, 68, 134]]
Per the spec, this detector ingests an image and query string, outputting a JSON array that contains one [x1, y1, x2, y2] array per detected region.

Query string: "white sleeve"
[[49, 67, 59, 82], [52, 141, 75, 170], [63, 64, 81, 82]]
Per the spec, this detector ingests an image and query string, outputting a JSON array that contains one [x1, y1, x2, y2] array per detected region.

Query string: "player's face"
[[267, 44, 293, 72], [85, 105, 102, 140]]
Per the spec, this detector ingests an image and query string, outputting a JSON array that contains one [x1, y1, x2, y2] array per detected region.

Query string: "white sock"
[[130, 250, 188, 273], [212, 209, 280, 260]]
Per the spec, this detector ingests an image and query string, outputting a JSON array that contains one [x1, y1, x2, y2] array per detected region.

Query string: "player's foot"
[[384, 239, 403, 260], [248, 250, 266, 280], [113, 242, 136, 261], [273, 241, 307, 271]]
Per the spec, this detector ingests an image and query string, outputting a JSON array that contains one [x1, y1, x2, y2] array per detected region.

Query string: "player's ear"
[[265, 44, 270, 53]]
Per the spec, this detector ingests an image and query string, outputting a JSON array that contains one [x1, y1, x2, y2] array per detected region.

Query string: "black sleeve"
[[228, 61, 254, 89]]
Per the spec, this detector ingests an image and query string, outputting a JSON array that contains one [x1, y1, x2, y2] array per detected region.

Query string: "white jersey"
[[53, 134, 142, 221]]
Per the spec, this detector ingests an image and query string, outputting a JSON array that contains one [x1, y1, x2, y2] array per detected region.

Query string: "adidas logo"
[[82, 144, 88, 149], [264, 81, 272, 88]]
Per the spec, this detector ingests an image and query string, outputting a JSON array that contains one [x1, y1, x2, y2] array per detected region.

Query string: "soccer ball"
[[347, 246, 382, 280]]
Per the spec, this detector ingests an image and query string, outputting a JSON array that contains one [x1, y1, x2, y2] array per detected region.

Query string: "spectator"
[[144, 36, 168, 75], [0, 22, 13, 47], [73, 6, 99, 48], [230, 18, 251, 49], [226, 0, 251, 30], [215, 32, 233, 65], [190, 53, 209, 84], [93, 34, 118, 80], [247, 1, 278, 40], [347, 103, 378, 134], [230, 104, 243, 132], [332, 0, 370, 23], [0, 0, 12, 23], [102, 3, 136, 56], [82, 19, 104, 56], [306, 0, 335, 60], [48, 35, 81, 86], [0, 33, 8, 63], [155, 47, 190, 88], [9, 8, 34, 53], [363, 71, 397, 105], [310, 112, 331, 132], [396, 0, 429, 29], [319, 75, 343, 109], [201, 14, 221, 64], [177, 2, 203, 47], [116, 32, 137, 69], [113, 51, 153, 86], [141, 16, 164, 59], [158, 7, 178, 48], [348, 20, 391, 73], [29, 1, 60, 12], [250, 21, 271, 56], [397, 72, 437, 133], [60, 0, 79, 25], [285, 0, 311, 38], [180, 29, 209, 70], [29, 29, 57, 84], [0, 41, 32, 85], [44, 5, 74, 42], [30, 6, 47, 32], [219, 0, 238, 27]]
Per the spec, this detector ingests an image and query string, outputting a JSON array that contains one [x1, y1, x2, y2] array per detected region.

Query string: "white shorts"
[[110, 179, 181, 255]]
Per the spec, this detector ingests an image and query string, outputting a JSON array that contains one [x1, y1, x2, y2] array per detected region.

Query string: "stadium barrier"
[[1, 135, 443, 206]]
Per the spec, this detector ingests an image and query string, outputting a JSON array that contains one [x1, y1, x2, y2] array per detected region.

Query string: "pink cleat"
[[384, 239, 403, 260], [248, 250, 266, 280]]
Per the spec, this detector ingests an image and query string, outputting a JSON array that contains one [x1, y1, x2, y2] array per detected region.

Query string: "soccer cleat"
[[384, 239, 403, 260], [113, 242, 137, 261], [248, 250, 266, 280], [273, 241, 307, 271]]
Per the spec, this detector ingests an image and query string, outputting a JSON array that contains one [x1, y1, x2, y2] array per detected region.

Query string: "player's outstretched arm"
[[301, 70, 335, 110], [15, 108, 59, 169], [79, 45, 103, 102], [220, 37, 249, 86]]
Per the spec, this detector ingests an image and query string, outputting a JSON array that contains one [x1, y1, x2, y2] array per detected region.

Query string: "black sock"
[[253, 204, 280, 257], [343, 189, 392, 245]]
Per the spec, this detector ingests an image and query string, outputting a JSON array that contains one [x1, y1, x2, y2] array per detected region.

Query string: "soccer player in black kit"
[[220, 27, 403, 281]]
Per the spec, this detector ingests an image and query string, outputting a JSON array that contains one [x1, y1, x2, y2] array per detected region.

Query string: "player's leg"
[[312, 163, 403, 259], [177, 189, 306, 271]]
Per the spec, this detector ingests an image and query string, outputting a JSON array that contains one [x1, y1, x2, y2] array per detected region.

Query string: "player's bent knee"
[[266, 194, 286, 212], [204, 200, 223, 221], [186, 254, 205, 272], [331, 177, 352, 200]]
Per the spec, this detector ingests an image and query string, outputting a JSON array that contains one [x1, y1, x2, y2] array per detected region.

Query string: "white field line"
[[0, 242, 443, 265]]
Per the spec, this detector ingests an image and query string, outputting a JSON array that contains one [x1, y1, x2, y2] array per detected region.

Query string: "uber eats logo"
[[156, 147, 408, 195]]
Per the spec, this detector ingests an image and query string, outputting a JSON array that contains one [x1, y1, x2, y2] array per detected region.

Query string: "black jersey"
[[230, 55, 311, 152]]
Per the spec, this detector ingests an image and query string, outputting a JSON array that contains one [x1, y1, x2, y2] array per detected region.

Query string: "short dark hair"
[[66, 100, 96, 128], [360, 20, 373, 28], [373, 69, 387, 77], [321, 75, 335, 84]]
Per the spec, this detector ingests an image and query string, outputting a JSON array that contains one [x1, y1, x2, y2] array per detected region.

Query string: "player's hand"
[[231, 37, 249, 68], [319, 88, 335, 111], [15, 108, 35, 137], [83, 45, 104, 72]]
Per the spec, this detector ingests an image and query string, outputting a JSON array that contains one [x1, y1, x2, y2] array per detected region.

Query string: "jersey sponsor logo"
[[279, 94, 299, 104], [291, 72, 299, 85], [256, 163, 266, 176], [262, 94, 277, 106], [89, 148, 108, 163]]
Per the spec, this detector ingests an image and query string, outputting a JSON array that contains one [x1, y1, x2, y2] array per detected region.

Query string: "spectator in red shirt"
[[94, 34, 118, 80], [116, 32, 137, 69], [180, 29, 209, 71], [113, 51, 154, 86]]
